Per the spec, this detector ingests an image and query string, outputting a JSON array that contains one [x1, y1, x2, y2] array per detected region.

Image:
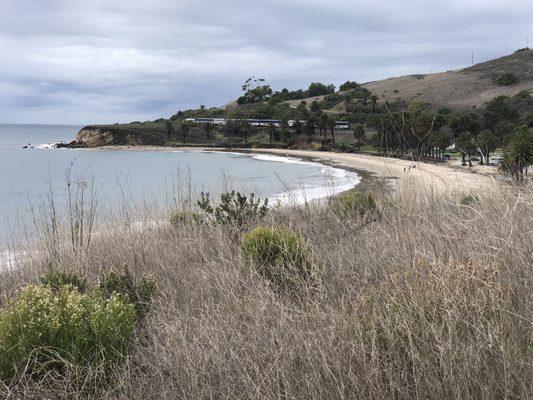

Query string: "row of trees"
[[237, 77, 336, 105]]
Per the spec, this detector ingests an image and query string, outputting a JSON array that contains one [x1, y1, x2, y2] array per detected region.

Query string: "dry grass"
[[0, 183, 532, 399]]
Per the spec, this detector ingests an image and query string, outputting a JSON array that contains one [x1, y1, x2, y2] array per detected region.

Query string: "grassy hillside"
[[288, 49, 533, 112], [1, 182, 531, 399]]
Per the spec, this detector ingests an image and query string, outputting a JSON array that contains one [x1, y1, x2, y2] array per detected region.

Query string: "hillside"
[[288, 49, 533, 112], [69, 50, 532, 152]]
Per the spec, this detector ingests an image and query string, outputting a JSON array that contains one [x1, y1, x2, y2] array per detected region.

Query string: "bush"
[[241, 226, 319, 290], [0, 285, 136, 385], [460, 194, 479, 206], [339, 81, 360, 91], [170, 211, 203, 227], [495, 73, 519, 86], [336, 191, 377, 216], [99, 265, 156, 319], [40, 265, 88, 293], [198, 191, 268, 229]]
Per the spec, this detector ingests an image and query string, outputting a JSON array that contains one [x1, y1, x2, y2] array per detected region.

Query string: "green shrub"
[[0, 285, 135, 385], [495, 73, 519, 86], [241, 227, 319, 290], [336, 192, 377, 216], [99, 265, 156, 319], [40, 265, 88, 293], [460, 194, 479, 206], [170, 211, 203, 227], [198, 191, 268, 229]]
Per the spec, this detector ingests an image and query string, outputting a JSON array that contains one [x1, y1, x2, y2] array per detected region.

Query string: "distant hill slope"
[[284, 49, 532, 112], [357, 49, 532, 110]]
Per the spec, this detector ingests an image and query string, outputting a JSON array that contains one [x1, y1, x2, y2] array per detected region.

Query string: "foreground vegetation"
[[0, 181, 531, 399]]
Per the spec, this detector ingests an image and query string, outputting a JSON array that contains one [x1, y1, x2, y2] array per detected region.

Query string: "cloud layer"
[[0, 0, 531, 124]]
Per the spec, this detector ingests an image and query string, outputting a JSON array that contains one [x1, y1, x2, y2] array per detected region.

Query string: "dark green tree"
[[353, 124, 365, 150], [204, 123, 214, 143], [501, 126, 532, 181]]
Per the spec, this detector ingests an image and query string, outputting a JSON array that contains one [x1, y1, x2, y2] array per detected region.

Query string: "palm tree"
[[474, 130, 498, 165], [353, 124, 365, 150], [456, 132, 475, 167], [292, 120, 303, 136], [361, 90, 369, 107], [326, 117, 336, 143], [318, 113, 329, 137], [501, 126, 533, 181], [165, 120, 175, 141], [343, 95, 352, 113]]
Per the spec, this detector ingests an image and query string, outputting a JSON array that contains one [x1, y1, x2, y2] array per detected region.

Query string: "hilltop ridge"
[[286, 49, 533, 112]]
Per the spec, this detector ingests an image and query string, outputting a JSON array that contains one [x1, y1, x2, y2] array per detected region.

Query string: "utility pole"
[[471, 51, 474, 66]]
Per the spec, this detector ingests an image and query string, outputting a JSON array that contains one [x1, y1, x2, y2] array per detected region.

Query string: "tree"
[[326, 117, 336, 143], [318, 113, 329, 137], [237, 77, 273, 104], [501, 126, 533, 181], [370, 95, 379, 113], [310, 101, 321, 112], [353, 124, 365, 150], [450, 112, 482, 139], [180, 122, 192, 144], [281, 128, 291, 144], [204, 123, 214, 143], [474, 131, 498, 165], [494, 120, 515, 146], [361, 90, 370, 107], [304, 120, 315, 137], [343, 95, 352, 113], [292, 120, 303, 136], [296, 101, 309, 121], [165, 120, 175, 141], [267, 123, 277, 144], [428, 131, 452, 160], [339, 81, 359, 91], [456, 132, 476, 167], [307, 82, 335, 97]]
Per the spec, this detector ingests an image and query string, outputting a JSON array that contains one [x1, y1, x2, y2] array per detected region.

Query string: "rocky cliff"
[[69, 122, 168, 147]]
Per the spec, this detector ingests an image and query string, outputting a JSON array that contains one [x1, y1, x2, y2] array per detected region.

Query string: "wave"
[[247, 153, 361, 205], [250, 154, 320, 167], [36, 143, 57, 149]]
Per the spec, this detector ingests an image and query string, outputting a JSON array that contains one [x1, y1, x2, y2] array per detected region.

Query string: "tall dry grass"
[[0, 182, 532, 399]]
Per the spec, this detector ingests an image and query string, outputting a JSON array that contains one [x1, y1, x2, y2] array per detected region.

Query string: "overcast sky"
[[0, 0, 531, 125]]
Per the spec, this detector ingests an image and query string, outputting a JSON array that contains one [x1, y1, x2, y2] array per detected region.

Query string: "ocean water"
[[0, 123, 360, 244]]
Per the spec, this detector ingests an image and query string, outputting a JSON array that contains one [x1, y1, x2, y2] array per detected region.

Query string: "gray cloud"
[[0, 0, 531, 124]]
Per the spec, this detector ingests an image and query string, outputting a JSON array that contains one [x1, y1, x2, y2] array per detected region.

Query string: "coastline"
[[90, 145, 499, 195]]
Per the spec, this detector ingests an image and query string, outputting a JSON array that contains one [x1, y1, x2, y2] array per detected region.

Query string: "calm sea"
[[0, 123, 360, 244]]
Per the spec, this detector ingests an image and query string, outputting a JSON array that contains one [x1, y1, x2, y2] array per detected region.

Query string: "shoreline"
[[89, 145, 499, 195]]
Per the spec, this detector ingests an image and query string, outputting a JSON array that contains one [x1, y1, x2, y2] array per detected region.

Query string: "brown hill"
[[355, 49, 532, 111], [285, 49, 533, 112]]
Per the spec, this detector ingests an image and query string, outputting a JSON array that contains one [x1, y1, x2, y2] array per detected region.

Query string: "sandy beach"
[[244, 148, 499, 195]]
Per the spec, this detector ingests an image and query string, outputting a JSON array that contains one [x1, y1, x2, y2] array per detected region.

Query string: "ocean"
[[0, 123, 360, 246]]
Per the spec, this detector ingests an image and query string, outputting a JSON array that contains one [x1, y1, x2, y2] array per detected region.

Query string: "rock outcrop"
[[68, 123, 168, 148]]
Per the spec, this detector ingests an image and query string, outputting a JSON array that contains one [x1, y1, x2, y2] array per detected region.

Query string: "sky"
[[0, 0, 531, 125]]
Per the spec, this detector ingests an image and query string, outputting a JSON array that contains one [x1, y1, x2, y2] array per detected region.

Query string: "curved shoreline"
[[91, 145, 499, 195]]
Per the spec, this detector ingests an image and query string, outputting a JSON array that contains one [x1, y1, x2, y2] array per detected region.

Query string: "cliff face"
[[71, 123, 168, 147], [75, 127, 122, 147]]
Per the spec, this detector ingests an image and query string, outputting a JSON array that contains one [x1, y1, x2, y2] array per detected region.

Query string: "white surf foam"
[[250, 154, 320, 167]]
